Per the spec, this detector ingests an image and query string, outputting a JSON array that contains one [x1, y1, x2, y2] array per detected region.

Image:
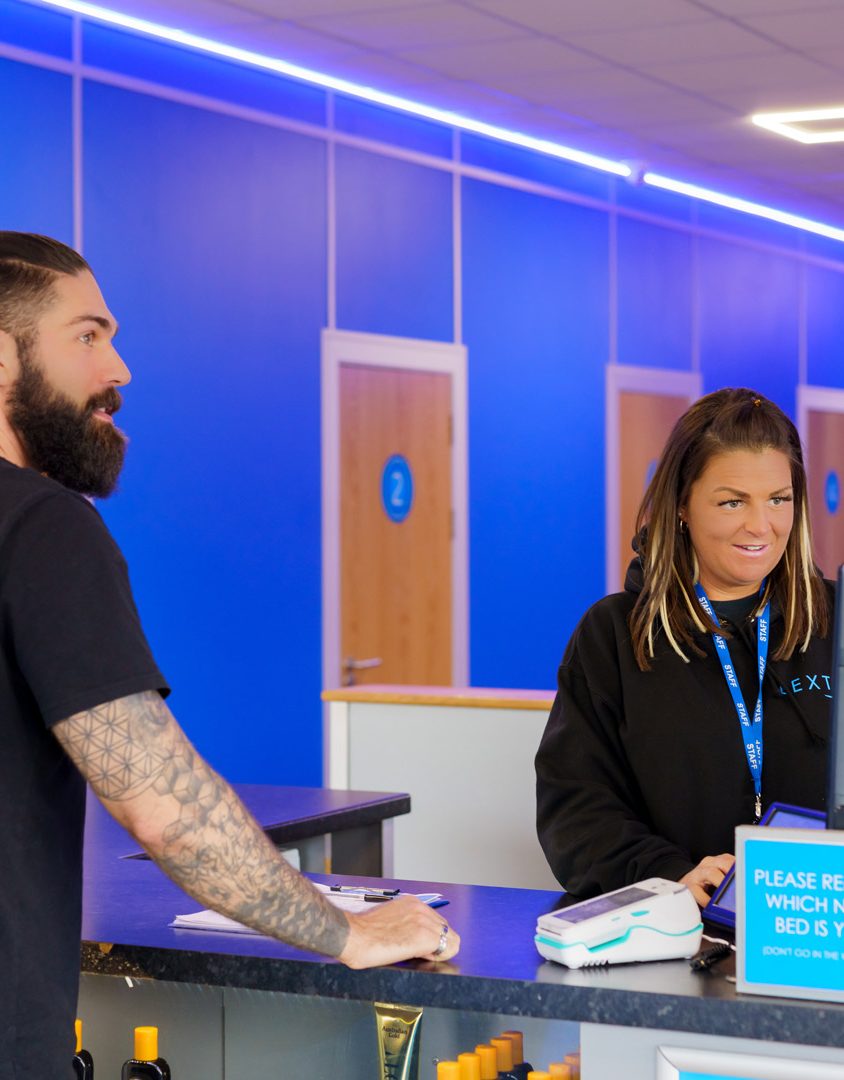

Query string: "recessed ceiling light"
[[752, 107, 844, 145]]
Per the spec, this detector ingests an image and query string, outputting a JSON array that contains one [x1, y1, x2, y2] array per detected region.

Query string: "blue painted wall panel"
[[0, 58, 73, 239], [617, 217, 692, 370], [806, 265, 844, 389], [334, 95, 453, 158], [696, 199, 803, 252], [698, 238, 799, 417], [460, 133, 612, 203], [84, 82, 327, 784], [0, 0, 72, 58], [83, 23, 327, 126], [336, 145, 453, 341], [463, 178, 609, 689], [614, 178, 694, 224]]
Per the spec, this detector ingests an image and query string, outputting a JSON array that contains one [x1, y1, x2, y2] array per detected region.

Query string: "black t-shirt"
[[0, 460, 168, 1079]]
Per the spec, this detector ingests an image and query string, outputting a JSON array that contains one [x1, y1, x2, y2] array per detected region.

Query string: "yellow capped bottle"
[[72, 1019, 94, 1079], [121, 1027, 171, 1079], [500, 1030, 532, 1080]]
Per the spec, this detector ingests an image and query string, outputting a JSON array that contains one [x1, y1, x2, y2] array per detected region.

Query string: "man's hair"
[[0, 232, 90, 343], [629, 387, 829, 670]]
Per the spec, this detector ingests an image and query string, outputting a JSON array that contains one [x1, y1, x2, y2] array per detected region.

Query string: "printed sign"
[[381, 454, 413, 523], [736, 826, 844, 1003]]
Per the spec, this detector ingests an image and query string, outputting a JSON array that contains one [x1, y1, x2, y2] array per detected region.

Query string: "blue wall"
[[2, 2, 844, 782]]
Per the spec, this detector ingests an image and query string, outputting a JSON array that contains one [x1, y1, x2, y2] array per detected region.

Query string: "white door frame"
[[605, 364, 702, 594], [321, 329, 469, 776], [796, 383, 844, 458]]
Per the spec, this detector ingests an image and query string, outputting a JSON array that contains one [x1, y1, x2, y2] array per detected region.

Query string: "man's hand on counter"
[[55, 690, 459, 968], [339, 895, 460, 969]]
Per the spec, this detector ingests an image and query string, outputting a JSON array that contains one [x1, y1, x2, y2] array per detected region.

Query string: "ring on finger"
[[432, 924, 449, 958]]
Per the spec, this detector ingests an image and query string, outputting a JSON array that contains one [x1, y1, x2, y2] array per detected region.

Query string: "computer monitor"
[[826, 564, 844, 830]]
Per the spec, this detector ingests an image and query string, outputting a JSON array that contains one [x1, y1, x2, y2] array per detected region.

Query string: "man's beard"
[[8, 339, 127, 498]]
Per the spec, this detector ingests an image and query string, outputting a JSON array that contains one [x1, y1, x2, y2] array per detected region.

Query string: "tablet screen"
[[703, 802, 825, 929]]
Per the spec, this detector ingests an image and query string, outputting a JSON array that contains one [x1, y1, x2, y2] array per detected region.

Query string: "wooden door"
[[806, 408, 844, 579], [340, 363, 452, 685], [618, 391, 688, 587]]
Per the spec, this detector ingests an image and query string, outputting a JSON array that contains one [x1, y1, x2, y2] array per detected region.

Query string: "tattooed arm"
[[54, 691, 459, 967]]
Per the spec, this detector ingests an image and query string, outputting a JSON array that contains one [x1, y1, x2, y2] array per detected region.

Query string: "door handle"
[[342, 657, 383, 687]]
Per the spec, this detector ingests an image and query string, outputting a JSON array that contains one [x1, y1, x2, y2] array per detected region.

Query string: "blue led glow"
[[27, 0, 844, 243]]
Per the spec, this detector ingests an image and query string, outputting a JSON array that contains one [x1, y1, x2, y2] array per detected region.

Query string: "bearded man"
[[0, 233, 458, 1078]]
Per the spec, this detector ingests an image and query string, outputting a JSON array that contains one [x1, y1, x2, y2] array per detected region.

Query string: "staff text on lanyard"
[[694, 583, 770, 824]]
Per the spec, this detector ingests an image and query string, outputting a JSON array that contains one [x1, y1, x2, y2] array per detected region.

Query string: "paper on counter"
[[170, 883, 444, 934]]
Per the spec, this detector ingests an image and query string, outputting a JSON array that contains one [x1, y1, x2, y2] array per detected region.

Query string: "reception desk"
[[323, 685, 559, 890], [80, 785, 844, 1079]]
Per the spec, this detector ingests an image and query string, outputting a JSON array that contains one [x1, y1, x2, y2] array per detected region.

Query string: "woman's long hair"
[[629, 387, 829, 670]]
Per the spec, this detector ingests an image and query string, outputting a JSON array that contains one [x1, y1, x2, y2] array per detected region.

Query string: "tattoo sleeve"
[[54, 691, 350, 958]]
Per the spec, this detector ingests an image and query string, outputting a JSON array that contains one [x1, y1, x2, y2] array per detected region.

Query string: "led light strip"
[[753, 106, 844, 146], [31, 0, 629, 176], [28, 0, 844, 243], [643, 173, 844, 243]]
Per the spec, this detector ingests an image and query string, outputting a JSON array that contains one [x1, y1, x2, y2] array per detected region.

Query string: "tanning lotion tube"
[[373, 1002, 423, 1080]]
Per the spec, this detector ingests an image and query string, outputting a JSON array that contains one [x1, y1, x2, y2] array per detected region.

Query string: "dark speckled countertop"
[[81, 787, 844, 1049]]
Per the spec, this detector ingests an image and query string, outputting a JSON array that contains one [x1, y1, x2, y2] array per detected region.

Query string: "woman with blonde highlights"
[[536, 388, 835, 905]]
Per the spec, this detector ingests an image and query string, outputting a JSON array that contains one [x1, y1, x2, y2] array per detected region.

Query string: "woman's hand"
[[680, 853, 735, 907]]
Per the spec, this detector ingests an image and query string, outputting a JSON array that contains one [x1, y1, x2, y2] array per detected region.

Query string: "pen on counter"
[[330, 885, 400, 896]]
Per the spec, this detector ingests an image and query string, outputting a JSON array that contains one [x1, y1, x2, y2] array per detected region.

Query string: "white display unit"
[[324, 685, 560, 890]]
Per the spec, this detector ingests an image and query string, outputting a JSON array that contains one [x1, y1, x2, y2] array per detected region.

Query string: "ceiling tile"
[[94, 0, 269, 30], [738, 6, 844, 49], [489, 64, 676, 104], [315, 49, 445, 87], [293, 2, 516, 51], [704, 76, 844, 113], [461, 0, 706, 35], [225, 0, 423, 16], [205, 19, 362, 60], [568, 93, 730, 130], [398, 35, 596, 81], [700, 0, 841, 13], [563, 17, 775, 65]]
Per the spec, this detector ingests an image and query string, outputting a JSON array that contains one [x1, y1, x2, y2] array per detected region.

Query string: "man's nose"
[[102, 344, 131, 386]]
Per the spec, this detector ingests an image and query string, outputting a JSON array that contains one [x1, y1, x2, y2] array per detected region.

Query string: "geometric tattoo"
[[53, 690, 350, 958]]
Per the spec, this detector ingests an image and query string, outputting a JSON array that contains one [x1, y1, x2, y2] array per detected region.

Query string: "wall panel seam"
[[1, 40, 844, 271]]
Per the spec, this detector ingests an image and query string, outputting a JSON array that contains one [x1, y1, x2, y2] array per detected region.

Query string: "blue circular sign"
[[381, 454, 414, 523], [826, 470, 840, 515]]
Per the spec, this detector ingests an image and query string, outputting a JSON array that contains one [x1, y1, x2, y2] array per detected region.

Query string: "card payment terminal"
[[535, 878, 703, 968]]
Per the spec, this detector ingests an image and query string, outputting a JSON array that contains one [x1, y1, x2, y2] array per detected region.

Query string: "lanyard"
[[694, 583, 770, 824]]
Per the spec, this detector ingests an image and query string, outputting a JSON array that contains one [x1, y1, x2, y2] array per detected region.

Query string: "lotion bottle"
[[458, 1052, 481, 1080], [474, 1045, 499, 1080], [500, 1031, 532, 1080], [489, 1037, 520, 1080], [72, 1019, 94, 1079], [121, 1026, 171, 1079]]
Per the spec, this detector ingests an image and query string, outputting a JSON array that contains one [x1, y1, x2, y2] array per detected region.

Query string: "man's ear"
[[0, 329, 19, 390]]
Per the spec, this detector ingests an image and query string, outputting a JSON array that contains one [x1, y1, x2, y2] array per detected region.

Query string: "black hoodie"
[[535, 558, 836, 899]]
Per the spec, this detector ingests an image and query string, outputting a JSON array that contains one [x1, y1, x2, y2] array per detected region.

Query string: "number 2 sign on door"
[[381, 454, 414, 523]]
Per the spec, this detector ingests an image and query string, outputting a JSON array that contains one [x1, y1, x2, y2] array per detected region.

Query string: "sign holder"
[[736, 825, 844, 1003]]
